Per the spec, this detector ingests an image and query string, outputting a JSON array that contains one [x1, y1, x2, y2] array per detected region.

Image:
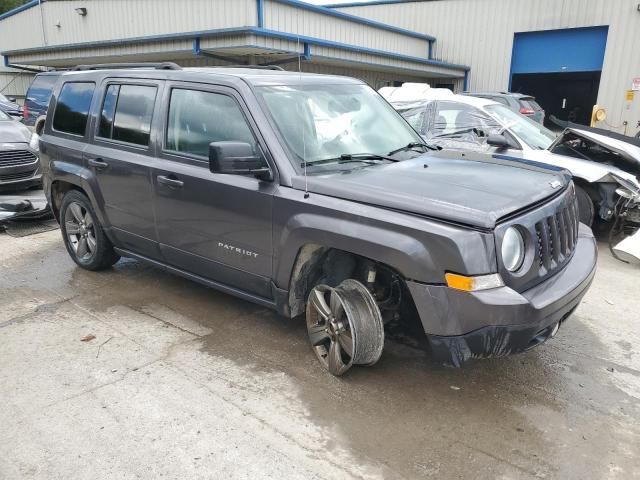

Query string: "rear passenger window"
[[97, 84, 157, 146], [166, 89, 256, 157], [52, 82, 95, 136]]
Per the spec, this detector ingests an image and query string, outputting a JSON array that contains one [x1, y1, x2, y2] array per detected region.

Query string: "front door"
[[151, 83, 274, 298], [85, 80, 163, 258]]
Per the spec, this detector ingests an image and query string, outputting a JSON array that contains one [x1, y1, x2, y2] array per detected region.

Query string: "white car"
[[380, 84, 640, 227]]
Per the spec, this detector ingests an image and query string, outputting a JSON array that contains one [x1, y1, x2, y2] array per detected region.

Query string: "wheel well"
[[50, 181, 85, 221], [34, 117, 46, 135], [287, 245, 421, 331]]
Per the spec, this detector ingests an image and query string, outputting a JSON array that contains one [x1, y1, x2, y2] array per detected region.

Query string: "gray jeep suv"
[[40, 64, 597, 374]]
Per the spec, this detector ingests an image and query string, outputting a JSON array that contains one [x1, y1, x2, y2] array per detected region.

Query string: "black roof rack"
[[71, 62, 182, 71], [222, 65, 285, 71]]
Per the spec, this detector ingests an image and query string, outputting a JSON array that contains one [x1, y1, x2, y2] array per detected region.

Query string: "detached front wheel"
[[60, 190, 120, 270], [306, 279, 384, 376]]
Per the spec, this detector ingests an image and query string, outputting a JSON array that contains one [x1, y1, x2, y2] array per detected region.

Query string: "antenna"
[[297, 31, 309, 199]]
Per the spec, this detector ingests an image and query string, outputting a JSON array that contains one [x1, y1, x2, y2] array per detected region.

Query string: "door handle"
[[88, 158, 109, 169], [157, 175, 184, 188]]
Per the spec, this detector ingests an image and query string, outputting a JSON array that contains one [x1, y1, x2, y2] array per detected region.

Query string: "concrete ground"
[[1, 228, 639, 480]]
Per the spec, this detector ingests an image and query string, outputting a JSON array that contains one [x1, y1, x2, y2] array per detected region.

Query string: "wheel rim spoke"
[[65, 221, 80, 235], [328, 339, 344, 375], [84, 212, 93, 228], [86, 233, 97, 253], [69, 203, 84, 223], [77, 237, 89, 258], [310, 288, 332, 320], [308, 322, 329, 346]]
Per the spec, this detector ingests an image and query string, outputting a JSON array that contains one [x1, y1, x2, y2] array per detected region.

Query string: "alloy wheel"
[[65, 201, 97, 261]]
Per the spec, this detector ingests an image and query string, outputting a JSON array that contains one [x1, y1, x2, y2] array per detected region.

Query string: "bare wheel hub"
[[306, 279, 384, 376]]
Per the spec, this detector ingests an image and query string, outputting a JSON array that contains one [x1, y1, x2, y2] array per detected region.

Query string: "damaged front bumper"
[[407, 225, 597, 367]]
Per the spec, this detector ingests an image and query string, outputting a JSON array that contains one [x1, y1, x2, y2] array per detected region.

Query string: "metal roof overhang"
[[3, 27, 468, 79]]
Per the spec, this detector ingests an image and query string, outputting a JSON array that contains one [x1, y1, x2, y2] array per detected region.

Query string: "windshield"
[[257, 84, 422, 169], [485, 104, 555, 150]]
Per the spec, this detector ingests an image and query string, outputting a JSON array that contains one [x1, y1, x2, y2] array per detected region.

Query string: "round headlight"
[[502, 226, 525, 272]]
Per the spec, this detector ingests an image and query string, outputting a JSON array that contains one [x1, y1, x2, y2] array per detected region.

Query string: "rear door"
[[84, 79, 163, 258], [151, 82, 275, 298]]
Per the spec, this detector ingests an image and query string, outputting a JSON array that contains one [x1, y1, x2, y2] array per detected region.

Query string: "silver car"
[[0, 109, 41, 191]]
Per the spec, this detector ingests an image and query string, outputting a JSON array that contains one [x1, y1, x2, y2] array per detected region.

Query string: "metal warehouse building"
[[1, 0, 638, 135], [333, 0, 640, 134], [0, 0, 468, 99]]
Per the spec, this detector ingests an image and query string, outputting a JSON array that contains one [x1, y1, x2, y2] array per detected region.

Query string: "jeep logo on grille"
[[549, 179, 562, 189]]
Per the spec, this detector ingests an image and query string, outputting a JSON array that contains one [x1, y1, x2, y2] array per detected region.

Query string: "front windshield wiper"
[[387, 141, 438, 156], [301, 152, 399, 168]]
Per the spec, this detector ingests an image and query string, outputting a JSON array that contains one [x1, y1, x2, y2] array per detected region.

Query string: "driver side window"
[[166, 89, 257, 158]]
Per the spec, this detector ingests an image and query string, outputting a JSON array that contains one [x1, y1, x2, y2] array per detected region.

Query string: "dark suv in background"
[[464, 91, 545, 125], [40, 64, 596, 375], [22, 71, 61, 133]]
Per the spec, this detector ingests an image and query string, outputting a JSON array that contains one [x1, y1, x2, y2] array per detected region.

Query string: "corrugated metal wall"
[[0, 70, 35, 99], [0, 0, 256, 53], [338, 0, 640, 134], [263, 0, 428, 57]]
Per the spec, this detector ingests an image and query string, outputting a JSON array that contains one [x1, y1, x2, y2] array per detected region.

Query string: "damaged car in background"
[[0, 108, 41, 191], [381, 84, 640, 262]]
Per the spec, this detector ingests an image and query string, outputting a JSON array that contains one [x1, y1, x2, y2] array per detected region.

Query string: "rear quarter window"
[[52, 82, 96, 136], [26, 75, 59, 107]]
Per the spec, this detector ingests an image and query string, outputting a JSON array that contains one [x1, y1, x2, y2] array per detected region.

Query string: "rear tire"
[[60, 190, 119, 270], [575, 185, 595, 226]]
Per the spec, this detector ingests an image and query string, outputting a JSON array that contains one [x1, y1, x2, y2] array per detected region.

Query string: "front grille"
[[0, 149, 38, 167], [534, 193, 579, 273], [0, 170, 35, 182]]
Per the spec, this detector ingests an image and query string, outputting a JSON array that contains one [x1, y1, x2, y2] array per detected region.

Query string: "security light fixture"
[[75, 7, 87, 16]]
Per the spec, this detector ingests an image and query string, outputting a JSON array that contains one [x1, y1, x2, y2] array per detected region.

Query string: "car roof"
[[54, 67, 364, 87], [467, 91, 535, 100], [380, 85, 500, 109]]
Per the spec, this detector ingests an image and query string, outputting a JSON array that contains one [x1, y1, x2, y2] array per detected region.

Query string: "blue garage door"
[[511, 26, 609, 75]]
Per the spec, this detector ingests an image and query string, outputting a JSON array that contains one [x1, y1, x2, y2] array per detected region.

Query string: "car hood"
[[292, 151, 570, 229], [0, 120, 31, 143]]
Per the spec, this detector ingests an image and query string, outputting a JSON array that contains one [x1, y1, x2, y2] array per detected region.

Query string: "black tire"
[[59, 190, 119, 270], [575, 185, 595, 227]]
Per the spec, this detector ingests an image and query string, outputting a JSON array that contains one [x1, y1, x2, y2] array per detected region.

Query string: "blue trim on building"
[[303, 43, 311, 60], [3, 26, 469, 72], [268, 0, 435, 41], [428, 40, 433, 60], [257, 0, 265, 28], [324, 0, 413, 8], [463, 70, 469, 91], [310, 53, 460, 79], [0, 0, 39, 21]]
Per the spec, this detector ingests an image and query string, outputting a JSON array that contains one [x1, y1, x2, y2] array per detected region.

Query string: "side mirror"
[[208, 141, 272, 181], [486, 133, 509, 148]]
